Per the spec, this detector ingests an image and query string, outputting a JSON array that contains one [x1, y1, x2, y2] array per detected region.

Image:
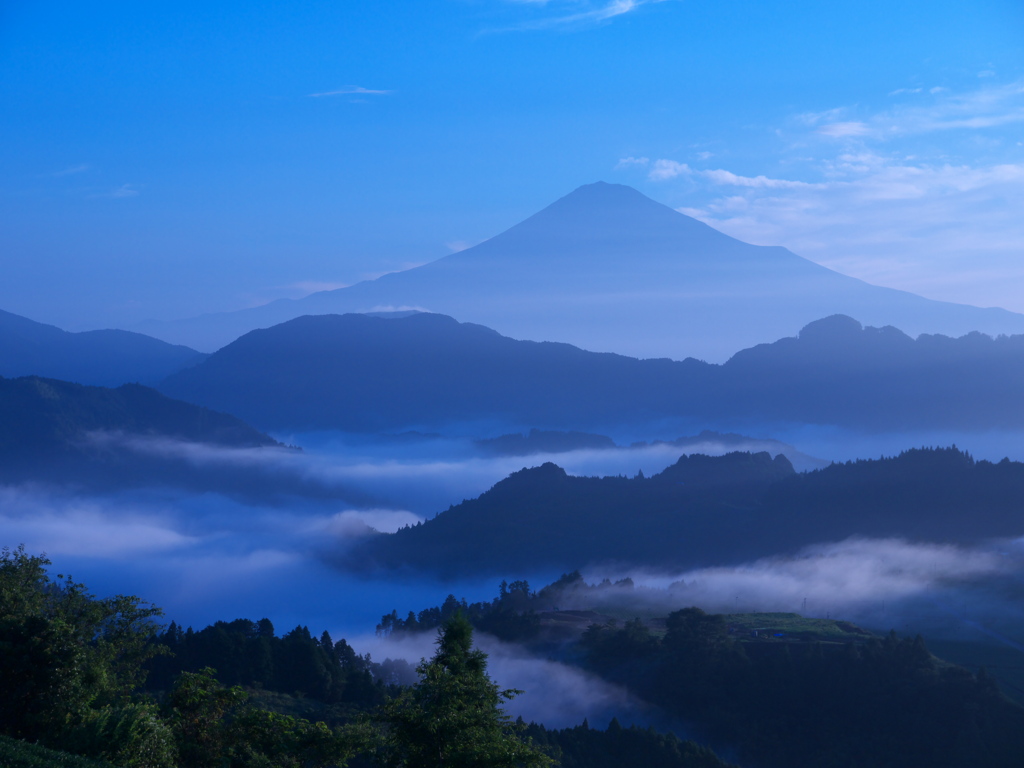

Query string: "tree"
[[0, 545, 165, 746], [374, 613, 552, 768], [167, 667, 357, 768]]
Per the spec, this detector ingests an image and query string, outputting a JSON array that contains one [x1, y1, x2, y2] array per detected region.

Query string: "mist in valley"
[[9, 425, 1024, 727]]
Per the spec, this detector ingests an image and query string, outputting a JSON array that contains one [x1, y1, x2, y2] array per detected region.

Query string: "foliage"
[[147, 619, 387, 709], [523, 719, 734, 768], [579, 611, 1024, 768], [356, 448, 1024, 576], [0, 545, 165, 751], [378, 581, 539, 643], [61, 703, 176, 768], [0, 734, 113, 768], [373, 614, 552, 768], [167, 667, 357, 768]]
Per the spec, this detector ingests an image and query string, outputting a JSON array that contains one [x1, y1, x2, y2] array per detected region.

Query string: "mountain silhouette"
[[159, 311, 1024, 434], [0, 375, 353, 502], [138, 183, 1024, 360], [0, 375, 279, 460], [346, 448, 1024, 576], [0, 308, 204, 386]]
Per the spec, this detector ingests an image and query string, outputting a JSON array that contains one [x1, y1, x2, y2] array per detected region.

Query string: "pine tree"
[[374, 613, 552, 768]]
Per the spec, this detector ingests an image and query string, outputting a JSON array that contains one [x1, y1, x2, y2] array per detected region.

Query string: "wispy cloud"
[[623, 80, 1024, 312], [490, 0, 669, 32], [648, 158, 689, 180], [88, 183, 140, 199], [805, 80, 1024, 140], [308, 86, 393, 98], [110, 183, 140, 198], [615, 156, 650, 169], [50, 163, 91, 177]]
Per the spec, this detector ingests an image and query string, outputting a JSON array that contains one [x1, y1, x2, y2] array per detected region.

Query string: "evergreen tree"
[[374, 614, 552, 768]]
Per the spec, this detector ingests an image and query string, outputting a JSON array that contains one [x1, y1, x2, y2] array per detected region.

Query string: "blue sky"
[[2, 0, 1023, 332]]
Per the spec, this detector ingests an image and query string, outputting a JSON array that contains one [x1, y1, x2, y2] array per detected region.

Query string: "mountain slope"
[[0, 375, 279, 459], [158, 311, 1024, 434], [347, 448, 1024, 576], [0, 308, 205, 386], [137, 183, 1024, 360]]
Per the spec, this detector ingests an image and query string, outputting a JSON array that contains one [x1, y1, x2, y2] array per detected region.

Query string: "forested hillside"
[[350, 448, 1024, 575]]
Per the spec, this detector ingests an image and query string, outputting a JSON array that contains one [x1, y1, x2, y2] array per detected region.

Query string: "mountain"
[[346, 448, 1024, 576], [157, 312, 708, 432], [158, 311, 1024, 435], [137, 182, 1024, 361], [0, 308, 205, 386], [0, 375, 278, 458], [0, 375, 306, 497]]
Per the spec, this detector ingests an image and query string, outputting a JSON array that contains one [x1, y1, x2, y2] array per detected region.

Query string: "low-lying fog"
[[6, 426, 1024, 724]]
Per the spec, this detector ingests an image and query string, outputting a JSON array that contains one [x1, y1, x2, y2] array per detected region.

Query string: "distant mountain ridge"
[[0, 375, 279, 458], [137, 182, 1024, 360], [158, 311, 1024, 434], [0, 308, 204, 386], [347, 448, 1024, 576], [0, 375, 388, 504]]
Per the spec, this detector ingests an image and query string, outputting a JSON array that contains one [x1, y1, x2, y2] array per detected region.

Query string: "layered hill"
[[138, 183, 1024, 361], [0, 308, 204, 386], [158, 311, 1024, 434], [0, 375, 278, 459], [347, 448, 1024, 576], [0, 375, 307, 497]]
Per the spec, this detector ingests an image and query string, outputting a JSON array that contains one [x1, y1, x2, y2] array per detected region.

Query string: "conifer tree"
[[374, 613, 552, 768]]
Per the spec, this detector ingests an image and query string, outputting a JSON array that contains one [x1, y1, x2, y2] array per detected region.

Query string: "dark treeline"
[[0, 546, 733, 768], [159, 311, 1024, 433], [384, 580, 1024, 768], [145, 620, 390, 713], [351, 447, 1024, 575], [377, 579, 541, 643], [577, 608, 1024, 768], [522, 720, 729, 768]]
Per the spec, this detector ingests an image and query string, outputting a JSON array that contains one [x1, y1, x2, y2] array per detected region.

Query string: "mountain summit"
[[140, 183, 1024, 360]]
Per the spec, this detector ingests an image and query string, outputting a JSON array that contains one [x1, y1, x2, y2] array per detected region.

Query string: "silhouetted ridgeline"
[[346, 448, 1024, 575], [159, 312, 1024, 433], [0, 307, 204, 387], [475, 429, 617, 456], [0, 376, 294, 494], [139, 182, 1024, 361], [0, 375, 278, 455]]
